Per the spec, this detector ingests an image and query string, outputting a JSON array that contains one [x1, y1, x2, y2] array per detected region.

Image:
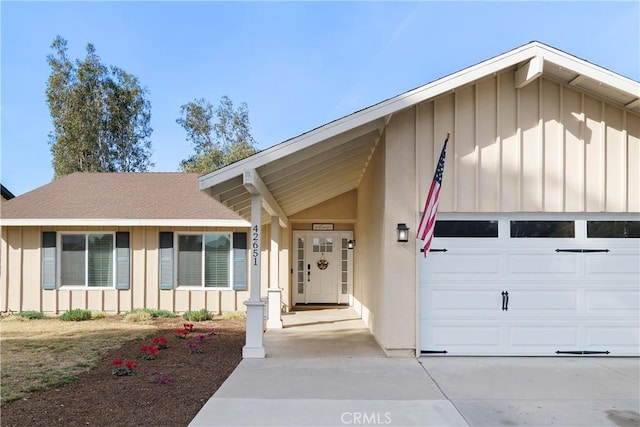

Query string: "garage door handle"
[[504, 291, 509, 311], [501, 291, 506, 311]]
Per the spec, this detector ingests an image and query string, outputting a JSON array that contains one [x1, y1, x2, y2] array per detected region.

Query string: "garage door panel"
[[509, 290, 579, 311], [507, 326, 579, 347], [585, 254, 640, 275], [426, 289, 501, 314], [585, 290, 640, 311], [508, 254, 579, 275], [424, 253, 501, 275], [425, 324, 501, 352], [585, 326, 640, 353]]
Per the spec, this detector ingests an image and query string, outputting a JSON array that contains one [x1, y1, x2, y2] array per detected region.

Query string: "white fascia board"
[[199, 42, 639, 192], [199, 44, 545, 191], [537, 44, 640, 97], [243, 169, 289, 228], [0, 218, 252, 227]]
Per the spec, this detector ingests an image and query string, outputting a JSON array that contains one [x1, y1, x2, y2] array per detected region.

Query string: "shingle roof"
[[0, 173, 248, 226], [1, 184, 15, 200]]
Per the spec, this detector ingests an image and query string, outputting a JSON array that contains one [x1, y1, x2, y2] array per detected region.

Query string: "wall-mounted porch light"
[[347, 239, 355, 249], [397, 223, 409, 242]]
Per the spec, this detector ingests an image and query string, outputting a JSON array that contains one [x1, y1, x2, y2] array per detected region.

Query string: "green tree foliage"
[[176, 96, 257, 173], [46, 36, 153, 178]]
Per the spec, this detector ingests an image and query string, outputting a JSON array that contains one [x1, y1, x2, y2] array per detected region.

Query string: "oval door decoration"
[[317, 254, 329, 270]]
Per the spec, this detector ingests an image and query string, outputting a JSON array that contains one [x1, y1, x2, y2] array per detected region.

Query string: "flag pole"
[[417, 133, 451, 257]]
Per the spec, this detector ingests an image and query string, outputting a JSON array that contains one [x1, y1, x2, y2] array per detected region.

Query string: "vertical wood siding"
[[1, 226, 250, 314], [417, 70, 640, 213]]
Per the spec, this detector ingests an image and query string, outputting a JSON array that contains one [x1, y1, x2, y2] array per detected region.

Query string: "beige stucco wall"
[[354, 132, 386, 345], [380, 108, 418, 356], [0, 226, 251, 314], [289, 190, 357, 223]]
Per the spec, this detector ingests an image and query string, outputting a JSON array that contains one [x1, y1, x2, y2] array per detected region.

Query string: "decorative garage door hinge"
[[555, 248, 609, 253], [555, 350, 610, 355]]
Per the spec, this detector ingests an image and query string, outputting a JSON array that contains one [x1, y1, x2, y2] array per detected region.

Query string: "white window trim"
[[57, 232, 116, 289], [175, 232, 233, 290]]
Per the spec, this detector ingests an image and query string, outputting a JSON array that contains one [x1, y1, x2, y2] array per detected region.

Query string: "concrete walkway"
[[190, 308, 640, 427]]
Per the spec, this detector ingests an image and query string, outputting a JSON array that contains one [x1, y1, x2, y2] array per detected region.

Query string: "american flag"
[[417, 134, 450, 256]]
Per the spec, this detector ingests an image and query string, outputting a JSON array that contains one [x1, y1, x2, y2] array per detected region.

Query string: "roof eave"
[[0, 219, 252, 228], [199, 41, 640, 192]]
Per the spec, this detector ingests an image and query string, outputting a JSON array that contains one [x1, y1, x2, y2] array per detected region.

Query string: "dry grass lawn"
[[0, 314, 245, 427], [0, 315, 157, 403]]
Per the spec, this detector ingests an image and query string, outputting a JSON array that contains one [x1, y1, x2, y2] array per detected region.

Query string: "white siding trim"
[[0, 219, 251, 227]]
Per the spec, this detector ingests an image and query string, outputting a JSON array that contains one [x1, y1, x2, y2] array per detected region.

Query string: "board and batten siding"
[[0, 226, 250, 314], [416, 72, 640, 213]]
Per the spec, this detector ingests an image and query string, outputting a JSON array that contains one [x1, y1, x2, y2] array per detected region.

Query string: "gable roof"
[[1, 184, 15, 201], [199, 41, 640, 222], [1, 173, 249, 227]]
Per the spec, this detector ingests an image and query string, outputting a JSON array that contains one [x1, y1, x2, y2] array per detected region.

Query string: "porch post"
[[243, 193, 266, 358], [267, 216, 283, 329]]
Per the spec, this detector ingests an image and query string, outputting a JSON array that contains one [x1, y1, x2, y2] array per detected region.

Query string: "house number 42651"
[[252, 225, 259, 266]]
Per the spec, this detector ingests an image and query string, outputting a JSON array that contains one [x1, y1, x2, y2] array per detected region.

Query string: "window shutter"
[[232, 232, 247, 291], [42, 232, 56, 290], [159, 232, 174, 290], [115, 232, 130, 290]]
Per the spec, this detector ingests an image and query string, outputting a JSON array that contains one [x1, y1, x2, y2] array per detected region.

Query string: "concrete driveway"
[[191, 308, 639, 427], [420, 356, 640, 427]]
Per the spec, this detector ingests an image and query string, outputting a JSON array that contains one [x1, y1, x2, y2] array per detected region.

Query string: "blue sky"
[[2, 1, 639, 196]]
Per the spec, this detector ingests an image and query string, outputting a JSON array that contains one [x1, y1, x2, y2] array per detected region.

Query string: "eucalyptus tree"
[[46, 36, 153, 178], [177, 96, 257, 173]]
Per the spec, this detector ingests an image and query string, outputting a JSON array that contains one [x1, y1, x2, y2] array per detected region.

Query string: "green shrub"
[[152, 309, 176, 318], [183, 308, 212, 322], [17, 311, 46, 320], [59, 309, 92, 321]]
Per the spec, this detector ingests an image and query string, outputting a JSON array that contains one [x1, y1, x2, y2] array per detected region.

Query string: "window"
[[312, 237, 333, 253], [41, 231, 129, 290], [587, 221, 640, 238], [434, 220, 498, 238], [510, 221, 575, 238], [61, 233, 114, 287], [297, 237, 304, 294], [177, 233, 231, 288]]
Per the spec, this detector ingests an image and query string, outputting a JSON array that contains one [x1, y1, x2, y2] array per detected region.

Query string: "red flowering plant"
[[141, 345, 159, 360], [112, 359, 138, 376], [175, 328, 190, 339], [208, 327, 217, 336], [153, 336, 169, 350], [183, 323, 194, 332]]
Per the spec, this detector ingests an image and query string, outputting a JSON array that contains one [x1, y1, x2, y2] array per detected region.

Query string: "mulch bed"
[[0, 317, 245, 427]]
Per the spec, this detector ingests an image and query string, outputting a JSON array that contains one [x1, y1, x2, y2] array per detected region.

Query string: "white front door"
[[294, 232, 353, 305]]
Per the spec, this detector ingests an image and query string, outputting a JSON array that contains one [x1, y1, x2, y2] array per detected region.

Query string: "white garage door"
[[419, 215, 640, 356]]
